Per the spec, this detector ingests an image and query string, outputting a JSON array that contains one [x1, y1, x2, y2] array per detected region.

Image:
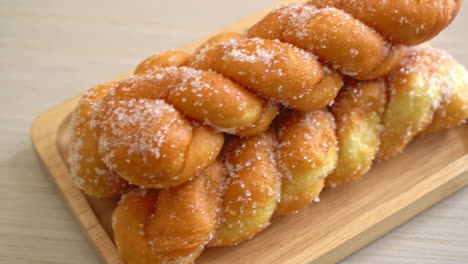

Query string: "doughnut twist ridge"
[[247, 1, 462, 80], [188, 34, 343, 112], [112, 161, 225, 264], [324, 45, 468, 186], [377, 45, 468, 160], [306, 0, 463, 45], [69, 82, 131, 197]]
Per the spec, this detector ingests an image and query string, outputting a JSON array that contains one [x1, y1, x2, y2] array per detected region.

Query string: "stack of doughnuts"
[[68, 1, 467, 263]]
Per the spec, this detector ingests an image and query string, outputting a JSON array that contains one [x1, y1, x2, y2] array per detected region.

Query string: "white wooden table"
[[1, 0, 467, 263]]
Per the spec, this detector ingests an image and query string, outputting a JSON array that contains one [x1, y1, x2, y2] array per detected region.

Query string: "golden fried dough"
[[191, 32, 282, 135], [189, 37, 343, 111], [69, 82, 130, 197], [107, 44, 468, 263], [113, 161, 225, 264], [248, 4, 406, 80], [286, 69, 343, 111], [377, 46, 443, 160], [71, 3, 468, 263], [211, 132, 279, 246], [235, 98, 280, 137], [194, 32, 245, 53], [307, 0, 462, 45], [275, 110, 338, 215], [95, 68, 255, 188], [422, 55, 468, 134], [135, 50, 190, 74]]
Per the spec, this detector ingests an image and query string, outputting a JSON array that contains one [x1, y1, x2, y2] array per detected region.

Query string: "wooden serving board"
[[31, 0, 468, 263]]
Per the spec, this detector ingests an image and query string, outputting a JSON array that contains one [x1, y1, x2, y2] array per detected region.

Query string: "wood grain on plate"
[[31, 0, 468, 263]]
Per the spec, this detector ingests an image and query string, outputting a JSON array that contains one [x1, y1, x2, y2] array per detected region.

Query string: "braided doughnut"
[[112, 161, 225, 264], [108, 104, 356, 259], [108, 45, 467, 263], [306, 0, 463, 45], [74, 50, 290, 192], [69, 1, 467, 260], [112, 108, 338, 262]]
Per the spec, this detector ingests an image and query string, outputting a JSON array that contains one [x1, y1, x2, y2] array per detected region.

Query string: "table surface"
[[1, 1, 467, 263]]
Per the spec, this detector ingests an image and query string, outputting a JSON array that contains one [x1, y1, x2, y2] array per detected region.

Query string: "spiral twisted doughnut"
[[112, 45, 468, 264], [68, 1, 466, 262]]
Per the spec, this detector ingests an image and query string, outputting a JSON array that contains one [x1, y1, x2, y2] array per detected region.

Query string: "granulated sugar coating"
[[112, 161, 225, 264], [377, 46, 448, 160], [421, 51, 468, 134], [327, 79, 387, 187], [91, 68, 231, 188], [306, 0, 462, 45], [248, 3, 408, 80], [275, 110, 338, 215], [248, 0, 463, 80], [68, 82, 130, 197], [97, 97, 193, 186], [189, 37, 343, 111], [208, 108, 340, 243], [211, 132, 280, 246]]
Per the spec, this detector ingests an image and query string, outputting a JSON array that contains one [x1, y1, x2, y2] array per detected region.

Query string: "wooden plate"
[[31, 0, 468, 263]]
